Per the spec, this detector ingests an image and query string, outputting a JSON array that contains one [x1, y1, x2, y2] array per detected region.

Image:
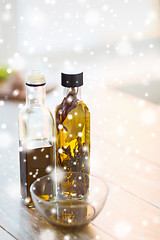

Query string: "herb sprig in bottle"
[[55, 72, 90, 197]]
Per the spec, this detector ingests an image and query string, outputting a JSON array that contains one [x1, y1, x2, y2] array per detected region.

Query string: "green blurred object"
[[0, 66, 13, 82]]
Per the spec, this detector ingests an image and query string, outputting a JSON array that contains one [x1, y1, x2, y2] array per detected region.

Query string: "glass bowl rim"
[[30, 172, 109, 205]]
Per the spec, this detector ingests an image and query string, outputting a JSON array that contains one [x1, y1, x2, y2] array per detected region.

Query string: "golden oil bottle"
[[55, 72, 90, 196]]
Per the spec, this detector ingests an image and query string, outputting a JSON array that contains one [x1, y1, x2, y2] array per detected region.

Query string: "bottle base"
[[21, 197, 35, 208]]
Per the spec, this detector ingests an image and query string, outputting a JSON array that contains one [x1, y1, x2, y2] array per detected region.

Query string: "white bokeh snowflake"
[[0, 132, 13, 149], [114, 221, 132, 238], [39, 229, 56, 240]]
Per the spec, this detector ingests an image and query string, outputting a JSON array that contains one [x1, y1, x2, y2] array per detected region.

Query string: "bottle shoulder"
[[79, 100, 90, 111], [56, 98, 90, 112], [19, 104, 54, 122], [20, 104, 51, 112]]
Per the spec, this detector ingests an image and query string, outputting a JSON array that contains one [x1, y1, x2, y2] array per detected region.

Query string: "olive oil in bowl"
[[30, 172, 109, 228]]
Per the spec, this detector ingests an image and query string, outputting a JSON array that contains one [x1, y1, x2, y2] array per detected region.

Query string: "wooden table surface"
[[0, 85, 160, 240]]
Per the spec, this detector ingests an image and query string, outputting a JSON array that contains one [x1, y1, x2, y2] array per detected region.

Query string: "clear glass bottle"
[[19, 70, 55, 207], [55, 72, 90, 196]]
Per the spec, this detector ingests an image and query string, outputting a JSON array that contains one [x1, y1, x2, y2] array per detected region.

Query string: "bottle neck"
[[26, 84, 46, 106], [64, 87, 81, 100]]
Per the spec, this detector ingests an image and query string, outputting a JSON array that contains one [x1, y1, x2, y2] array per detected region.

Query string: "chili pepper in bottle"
[[55, 72, 90, 197]]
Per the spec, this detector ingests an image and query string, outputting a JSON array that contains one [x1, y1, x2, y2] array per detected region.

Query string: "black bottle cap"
[[61, 72, 83, 87]]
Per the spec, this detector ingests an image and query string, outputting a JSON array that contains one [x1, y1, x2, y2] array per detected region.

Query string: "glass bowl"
[[30, 172, 109, 228]]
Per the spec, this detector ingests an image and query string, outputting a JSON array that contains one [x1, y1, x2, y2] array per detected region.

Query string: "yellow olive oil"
[[55, 90, 90, 195], [44, 199, 95, 227]]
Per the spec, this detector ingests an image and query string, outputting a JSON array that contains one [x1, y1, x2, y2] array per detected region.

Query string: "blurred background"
[[0, 0, 160, 103], [0, 1, 160, 238]]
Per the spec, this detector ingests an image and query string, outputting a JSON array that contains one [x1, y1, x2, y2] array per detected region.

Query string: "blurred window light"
[[16, 0, 160, 55]]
